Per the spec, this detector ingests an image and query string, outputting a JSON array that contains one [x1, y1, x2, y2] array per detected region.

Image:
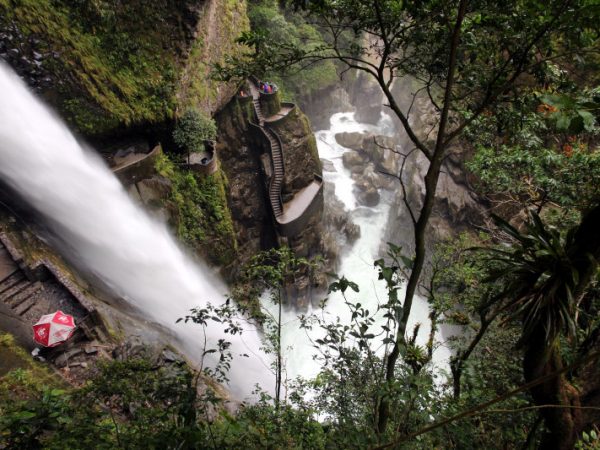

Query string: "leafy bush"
[[172, 109, 217, 154], [154, 153, 237, 266]]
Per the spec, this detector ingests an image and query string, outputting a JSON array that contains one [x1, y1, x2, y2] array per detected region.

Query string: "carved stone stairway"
[[0, 241, 44, 318], [249, 82, 285, 218]]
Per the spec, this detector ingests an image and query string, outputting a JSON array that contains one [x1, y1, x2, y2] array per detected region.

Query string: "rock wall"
[[383, 88, 486, 253], [0, 0, 248, 140], [214, 94, 277, 269], [267, 107, 322, 199], [214, 92, 329, 301]]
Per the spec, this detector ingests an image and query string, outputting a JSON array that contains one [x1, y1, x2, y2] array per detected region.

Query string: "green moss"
[[154, 154, 237, 266], [0, 333, 62, 387], [177, 0, 249, 114], [1, 0, 186, 135]]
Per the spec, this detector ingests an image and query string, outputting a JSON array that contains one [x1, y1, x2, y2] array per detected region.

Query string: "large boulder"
[[335, 132, 366, 150], [342, 150, 367, 170], [357, 186, 381, 207]]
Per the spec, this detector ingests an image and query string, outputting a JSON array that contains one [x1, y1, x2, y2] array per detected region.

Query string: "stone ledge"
[[113, 144, 162, 186]]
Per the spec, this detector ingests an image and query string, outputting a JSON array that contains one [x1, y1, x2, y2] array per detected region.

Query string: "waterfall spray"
[[0, 62, 270, 398]]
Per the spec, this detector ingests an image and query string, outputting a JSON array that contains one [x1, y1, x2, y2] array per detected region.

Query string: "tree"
[[243, 246, 317, 410], [486, 207, 600, 449], [172, 109, 217, 163]]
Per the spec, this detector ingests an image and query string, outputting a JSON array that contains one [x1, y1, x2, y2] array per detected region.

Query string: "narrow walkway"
[[248, 79, 324, 236], [279, 177, 322, 225], [249, 82, 285, 217], [0, 237, 89, 340], [264, 105, 293, 123]]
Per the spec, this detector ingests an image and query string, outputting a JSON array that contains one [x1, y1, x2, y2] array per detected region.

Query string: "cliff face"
[[268, 107, 322, 198], [215, 94, 327, 286], [214, 96, 277, 267], [0, 0, 248, 139]]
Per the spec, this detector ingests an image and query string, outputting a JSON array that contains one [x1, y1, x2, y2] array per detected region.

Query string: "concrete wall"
[[113, 145, 162, 186]]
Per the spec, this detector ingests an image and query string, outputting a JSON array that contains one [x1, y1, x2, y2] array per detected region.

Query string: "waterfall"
[[0, 62, 270, 398]]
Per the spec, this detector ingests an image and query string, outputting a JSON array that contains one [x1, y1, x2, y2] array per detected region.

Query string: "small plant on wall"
[[172, 109, 217, 163]]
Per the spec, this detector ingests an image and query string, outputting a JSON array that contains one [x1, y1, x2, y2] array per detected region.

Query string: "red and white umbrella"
[[33, 310, 76, 347]]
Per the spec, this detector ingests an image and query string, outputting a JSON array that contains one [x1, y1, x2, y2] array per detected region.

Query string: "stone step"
[[25, 301, 50, 321], [0, 247, 10, 259], [0, 280, 32, 303], [0, 271, 26, 295], [0, 267, 21, 286], [9, 282, 43, 309], [14, 292, 40, 316]]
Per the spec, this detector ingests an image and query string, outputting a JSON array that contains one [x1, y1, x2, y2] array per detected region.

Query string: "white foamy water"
[[0, 63, 270, 398], [268, 112, 451, 383]]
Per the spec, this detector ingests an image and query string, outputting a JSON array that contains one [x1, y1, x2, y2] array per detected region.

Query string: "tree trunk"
[[376, 0, 469, 432], [524, 331, 581, 450]]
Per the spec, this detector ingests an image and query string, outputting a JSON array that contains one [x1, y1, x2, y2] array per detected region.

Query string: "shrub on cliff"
[[172, 109, 217, 155]]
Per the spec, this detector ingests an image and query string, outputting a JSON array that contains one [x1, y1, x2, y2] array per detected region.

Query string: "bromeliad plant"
[[484, 208, 600, 448], [485, 211, 580, 347]]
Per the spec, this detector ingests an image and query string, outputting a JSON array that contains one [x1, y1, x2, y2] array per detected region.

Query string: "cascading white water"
[[266, 112, 451, 382], [0, 63, 271, 398]]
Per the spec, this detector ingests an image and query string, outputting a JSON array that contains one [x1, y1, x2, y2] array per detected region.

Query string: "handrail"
[[264, 126, 285, 181], [264, 126, 285, 214], [246, 77, 324, 236], [248, 79, 285, 217], [248, 121, 283, 216]]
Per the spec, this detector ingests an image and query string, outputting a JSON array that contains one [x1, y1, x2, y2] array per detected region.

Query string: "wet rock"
[[136, 177, 171, 204], [343, 221, 361, 242], [162, 349, 184, 364], [358, 187, 380, 207], [54, 348, 83, 368], [321, 158, 335, 172], [350, 72, 385, 125], [361, 163, 387, 190], [335, 131, 365, 150], [84, 344, 99, 355], [342, 150, 366, 170], [301, 86, 355, 131]]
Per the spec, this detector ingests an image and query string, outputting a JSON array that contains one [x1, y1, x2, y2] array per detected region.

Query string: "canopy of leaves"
[[172, 109, 217, 153], [467, 87, 600, 211]]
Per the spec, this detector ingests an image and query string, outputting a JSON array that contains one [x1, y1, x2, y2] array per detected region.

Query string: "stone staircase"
[[252, 96, 265, 126], [0, 242, 44, 318], [249, 82, 284, 218]]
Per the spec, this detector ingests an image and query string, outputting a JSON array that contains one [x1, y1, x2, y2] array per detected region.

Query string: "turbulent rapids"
[[264, 112, 452, 382]]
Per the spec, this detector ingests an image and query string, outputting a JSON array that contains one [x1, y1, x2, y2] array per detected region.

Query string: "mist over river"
[[263, 111, 452, 384]]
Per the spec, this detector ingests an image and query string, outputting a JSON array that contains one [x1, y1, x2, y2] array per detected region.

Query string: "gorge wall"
[[1, 0, 328, 301]]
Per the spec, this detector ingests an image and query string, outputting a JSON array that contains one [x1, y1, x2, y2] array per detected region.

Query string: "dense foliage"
[[172, 109, 218, 155], [154, 153, 237, 266], [1, 0, 600, 448]]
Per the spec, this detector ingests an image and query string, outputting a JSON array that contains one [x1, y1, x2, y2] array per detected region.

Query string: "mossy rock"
[[154, 153, 238, 267]]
